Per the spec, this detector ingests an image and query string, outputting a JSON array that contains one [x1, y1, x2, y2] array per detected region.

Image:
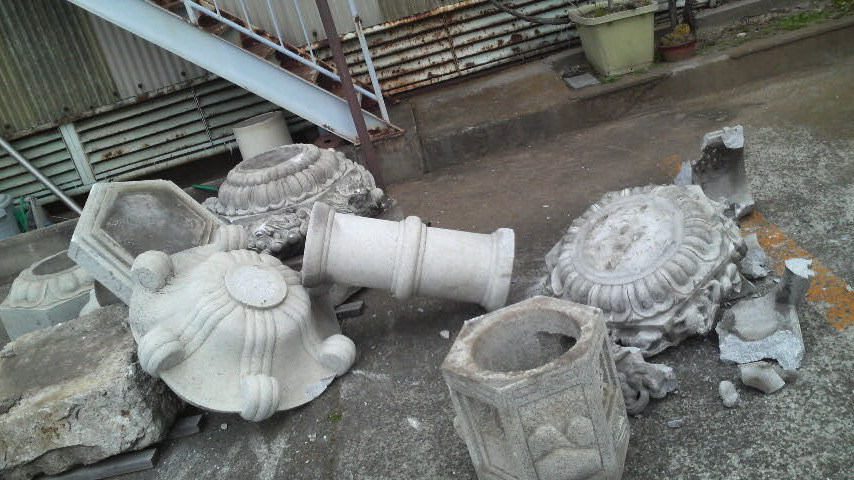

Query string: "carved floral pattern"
[[202, 144, 385, 258], [547, 186, 744, 355], [1, 250, 93, 309]]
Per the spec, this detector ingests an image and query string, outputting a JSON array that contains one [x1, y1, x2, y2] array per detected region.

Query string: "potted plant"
[[660, 23, 697, 62], [567, 0, 658, 76]]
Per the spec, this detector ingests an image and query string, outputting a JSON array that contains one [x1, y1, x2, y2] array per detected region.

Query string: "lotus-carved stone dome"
[[546, 185, 745, 355], [128, 240, 355, 421], [202, 144, 384, 257]]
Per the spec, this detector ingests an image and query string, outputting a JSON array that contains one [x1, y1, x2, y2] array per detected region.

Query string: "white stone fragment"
[[609, 341, 678, 415], [738, 233, 769, 279], [694, 125, 754, 219], [718, 380, 739, 408], [546, 185, 745, 355], [442, 296, 628, 480], [0, 250, 94, 340], [739, 361, 786, 394], [302, 202, 515, 311], [718, 258, 814, 371]]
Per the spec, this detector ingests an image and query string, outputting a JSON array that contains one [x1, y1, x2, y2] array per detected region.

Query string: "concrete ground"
[[114, 52, 854, 479]]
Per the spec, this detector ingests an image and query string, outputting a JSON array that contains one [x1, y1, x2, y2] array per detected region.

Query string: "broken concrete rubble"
[[442, 297, 628, 480], [609, 340, 678, 415], [69, 180, 224, 304], [0, 250, 93, 340], [692, 125, 755, 219], [717, 258, 814, 371], [302, 202, 515, 311], [127, 225, 354, 421], [0, 304, 181, 480], [738, 233, 769, 280], [203, 144, 385, 258], [718, 380, 739, 408], [739, 361, 786, 394], [546, 185, 745, 355]]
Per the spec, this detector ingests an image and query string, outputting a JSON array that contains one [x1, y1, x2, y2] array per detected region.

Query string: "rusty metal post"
[[314, 0, 386, 190]]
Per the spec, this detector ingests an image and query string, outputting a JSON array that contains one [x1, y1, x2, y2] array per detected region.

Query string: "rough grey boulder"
[[0, 304, 181, 479]]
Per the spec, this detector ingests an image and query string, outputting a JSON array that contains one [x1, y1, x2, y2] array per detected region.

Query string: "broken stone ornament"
[[128, 226, 355, 421], [302, 202, 515, 311], [609, 339, 678, 415], [0, 250, 94, 340], [717, 258, 814, 371], [442, 297, 628, 480], [690, 125, 755, 219], [69, 180, 224, 304], [737, 233, 769, 280], [546, 185, 745, 356], [739, 361, 785, 394], [203, 144, 385, 258]]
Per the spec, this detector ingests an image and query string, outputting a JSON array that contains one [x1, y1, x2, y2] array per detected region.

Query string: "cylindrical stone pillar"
[[233, 111, 293, 160], [301, 202, 514, 311]]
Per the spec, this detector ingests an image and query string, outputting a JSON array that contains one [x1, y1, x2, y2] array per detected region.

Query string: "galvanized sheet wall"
[[0, 0, 118, 133], [87, 14, 209, 99]]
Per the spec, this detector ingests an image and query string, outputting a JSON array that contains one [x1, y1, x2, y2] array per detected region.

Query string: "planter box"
[[568, 1, 658, 76]]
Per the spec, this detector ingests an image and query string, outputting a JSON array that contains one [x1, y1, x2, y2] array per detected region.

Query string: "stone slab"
[[0, 304, 182, 479]]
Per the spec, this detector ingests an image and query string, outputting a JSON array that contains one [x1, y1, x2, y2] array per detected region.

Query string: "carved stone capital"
[[547, 185, 745, 355]]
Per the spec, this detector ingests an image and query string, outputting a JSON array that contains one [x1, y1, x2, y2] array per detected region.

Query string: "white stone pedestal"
[[301, 202, 515, 311]]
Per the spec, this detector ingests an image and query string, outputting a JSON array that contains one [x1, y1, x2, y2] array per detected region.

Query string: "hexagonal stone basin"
[[472, 309, 579, 373]]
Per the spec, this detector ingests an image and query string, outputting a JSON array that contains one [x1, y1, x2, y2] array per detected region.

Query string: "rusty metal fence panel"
[[315, 0, 712, 95]]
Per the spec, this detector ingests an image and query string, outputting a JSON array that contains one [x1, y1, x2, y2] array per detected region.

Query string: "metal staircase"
[[67, 0, 401, 145]]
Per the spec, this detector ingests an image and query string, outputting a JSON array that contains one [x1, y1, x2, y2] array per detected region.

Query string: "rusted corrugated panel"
[[75, 78, 308, 182], [316, 0, 711, 95], [0, 0, 117, 134], [87, 13, 209, 99], [0, 131, 82, 201]]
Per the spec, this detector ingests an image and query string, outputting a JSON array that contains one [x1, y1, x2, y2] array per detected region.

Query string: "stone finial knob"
[[131, 251, 173, 291]]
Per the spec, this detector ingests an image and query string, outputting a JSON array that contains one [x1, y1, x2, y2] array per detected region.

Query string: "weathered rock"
[[609, 339, 678, 415], [692, 125, 755, 219], [203, 144, 385, 258], [442, 297, 628, 480], [738, 233, 769, 280], [0, 250, 93, 340], [718, 380, 739, 408], [128, 226, 354, 421], [718, 258, 814, 371], [739, 361, 786, 394], [546, 185, 745, 355], [69, 180, 224, 303], [0, 305, 181, 479]]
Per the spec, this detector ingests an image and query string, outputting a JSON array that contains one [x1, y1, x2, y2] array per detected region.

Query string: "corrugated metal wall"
[[217, 0, 461, 45], [88, 15, 209, 99], [0, 0, 118, 134]]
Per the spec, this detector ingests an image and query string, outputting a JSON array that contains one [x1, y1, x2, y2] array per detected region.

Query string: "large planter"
[[567, 1, 658, 76]]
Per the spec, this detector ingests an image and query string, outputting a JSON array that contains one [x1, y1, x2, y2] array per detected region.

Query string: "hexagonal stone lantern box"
[[442, 296, 628, 480], [69, 180, 223, 303]]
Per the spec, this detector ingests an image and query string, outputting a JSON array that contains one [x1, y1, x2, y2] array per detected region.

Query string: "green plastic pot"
[[567, 1, 658, 76]]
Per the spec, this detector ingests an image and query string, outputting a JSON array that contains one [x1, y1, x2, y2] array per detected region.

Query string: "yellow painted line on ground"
[[740, 212, 854, 330], [658, 154, 853, 330]]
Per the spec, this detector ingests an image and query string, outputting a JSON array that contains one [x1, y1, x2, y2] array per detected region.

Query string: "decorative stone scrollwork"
[[203, 144, 385, 258], [608, 337, 678, 415], [546, 185, 745, 356], [128, 237, 355, 421]]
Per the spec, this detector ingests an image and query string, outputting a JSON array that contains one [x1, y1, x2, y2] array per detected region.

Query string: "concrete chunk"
[[0, 305, 181, 479], [691, 125, 755, 219], [739, 361, 786, 394]]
